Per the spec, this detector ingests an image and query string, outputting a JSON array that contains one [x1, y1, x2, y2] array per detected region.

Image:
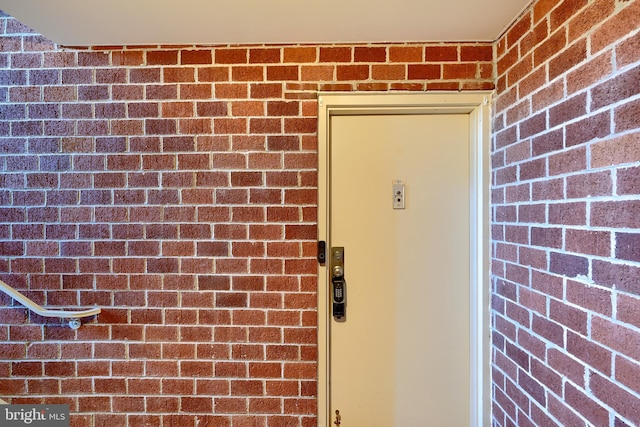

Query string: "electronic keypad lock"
[[331, 247, 346, 320]]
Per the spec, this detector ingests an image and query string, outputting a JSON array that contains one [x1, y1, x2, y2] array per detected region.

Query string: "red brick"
[[591, 64, 640, 110], [566, 229, 610, 257], [250, 83, 282, 98], [284, 117, 315, 134], [76, 360, 110, 377], [213, 397, 247, 414], [443, 63, 476, 79], [366, 65, 402, 81], [615, 98, 640, 133], [407, 64, 440, 80], [564, 381, 609, 426], [566, 111, 611, 147], [245, 153, 279, 169], [549, 93, 586, 128], [616, 354, 640, 395], [591, 133, 640, 168], [507, 14, 532, 48], [211, 118, 246, 136], [519, 370, 546, 406], [231, 206, 265, 222], [550, 0, 588, 31], [518, 287, 546, 315], [531, 227, 562, 248], [78, 52, 109, 67], [591, 371, 640, 426], [248, 398, 281, 414], [283, 398, 316, 415], [318, 82, 353, 91], [591, 0, 640, 54], [230, 66, 262, 82], [163, 68, 194, 84], [299, 65, 334, 81], [547, 395, 585, 427], [388, 46, 422, 62], [616, 291, 640, 327], [567, 330, 611, 376], [215, 48, 247, 64], [461, 44, 493, 61], [617, 167, 640, 194], [532, 313, 564, 346], [566, 280, 612, 317], [145, 50, 177, 65], [390, 82, 424, 91], [146, 396, 179, 412], [506, 54, 533, 87], [214, 83, 248, 99], [179, 360, 213, 377], [505, 298, 530, 326], [550, 299, 587, 334], [182, 397, 213, 413], [181, 49, 212, 65], [336, 65, 369, 80], [425, 45, 457, 61], [497, 46, 519, 76], [530, 79, 562, 113], [533, 0, 556, 22], [183, 83, 213, 100], [230, 379, 263, 396], [592, 200, 640, 229], [549, 146, 586, 176], [95, 378, 127, 394], [283, 363, 316, 379], [616, 29, 640, 68], [521, 20, 549, 57], [534, 28, 567, 67], [549, 38, 587, 81], [592, 316, 640, 361], [319, 47, 351, 62], [264, 101, 298, 117], [549, 202, 587, 225], [283, 47, 316, 63], [493, 385, 515, 421], [531, 130, 564, 156], [246, 118, 279, 134], [198, 66, 229, 82], [354, 46, 386, 62], [78, 396, 111, 412], [518, 62, 546, 98]]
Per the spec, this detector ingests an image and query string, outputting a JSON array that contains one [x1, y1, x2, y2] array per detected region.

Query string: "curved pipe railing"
[[0, 278, 100, 329]]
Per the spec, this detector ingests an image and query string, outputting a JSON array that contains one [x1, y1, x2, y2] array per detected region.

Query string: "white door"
[[325, 110, 474, 426]]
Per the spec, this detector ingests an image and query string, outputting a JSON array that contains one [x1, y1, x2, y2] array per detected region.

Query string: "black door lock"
[[331, 247, 346, 320]]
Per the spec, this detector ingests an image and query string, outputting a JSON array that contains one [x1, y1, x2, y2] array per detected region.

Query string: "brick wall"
[[491, 0, 640, 425], [0, 10, 494, 426]]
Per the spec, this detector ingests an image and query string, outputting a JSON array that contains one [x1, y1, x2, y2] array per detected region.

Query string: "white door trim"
[[317, 92, 492, 427]]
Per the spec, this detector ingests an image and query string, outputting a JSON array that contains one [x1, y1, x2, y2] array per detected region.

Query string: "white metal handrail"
[[0, 278, 100, 329]]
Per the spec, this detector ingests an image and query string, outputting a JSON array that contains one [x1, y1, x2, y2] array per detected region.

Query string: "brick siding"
[[491, 0, 640, 425], [0, 10, 494, 426]]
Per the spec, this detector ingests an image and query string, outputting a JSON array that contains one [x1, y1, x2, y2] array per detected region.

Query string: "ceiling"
[[0, 0, 531, 46]]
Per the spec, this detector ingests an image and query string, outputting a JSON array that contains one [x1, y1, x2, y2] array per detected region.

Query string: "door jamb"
[[317, 92, 492, 427]]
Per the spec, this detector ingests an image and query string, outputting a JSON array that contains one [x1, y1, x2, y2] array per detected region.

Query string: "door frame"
[[317, 92, 492, 426]]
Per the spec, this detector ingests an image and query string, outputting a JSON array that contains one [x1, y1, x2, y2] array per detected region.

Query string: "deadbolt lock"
[[330, 247, 345, 320]]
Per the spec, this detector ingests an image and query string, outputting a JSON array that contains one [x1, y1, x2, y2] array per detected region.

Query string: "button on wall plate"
[[393, 180, 405, 209]]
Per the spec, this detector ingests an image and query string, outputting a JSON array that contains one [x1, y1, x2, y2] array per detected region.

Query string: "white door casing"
[[317, 92, 491, 426]]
